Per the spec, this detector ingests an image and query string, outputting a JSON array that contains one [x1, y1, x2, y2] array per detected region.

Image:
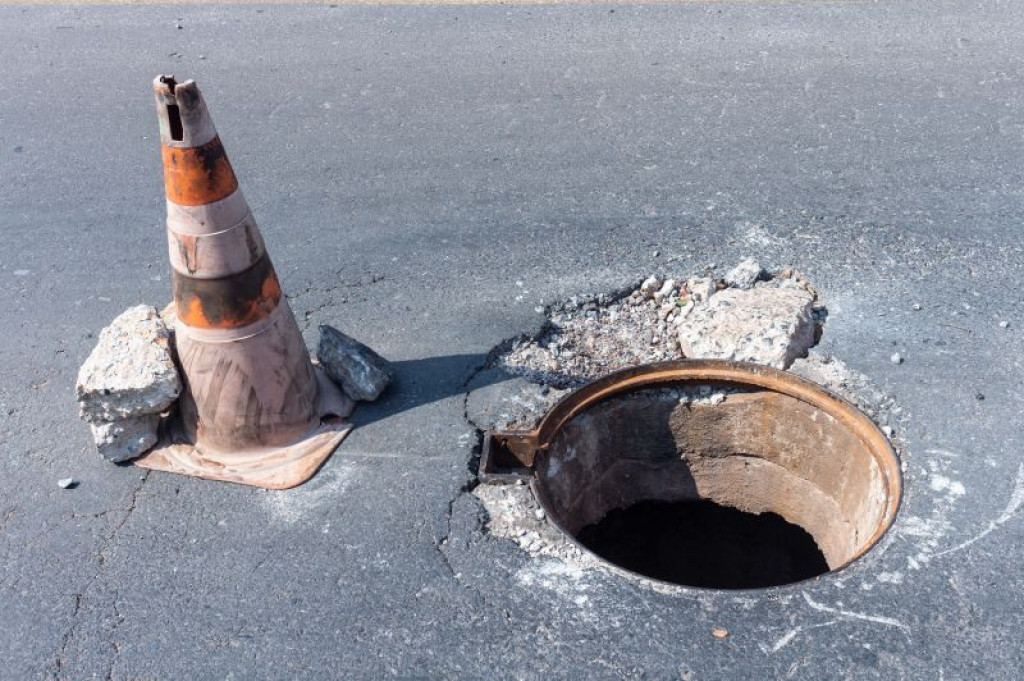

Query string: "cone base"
[[136, 417, 352, 489]]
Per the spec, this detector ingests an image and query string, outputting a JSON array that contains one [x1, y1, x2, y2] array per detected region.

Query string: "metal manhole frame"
[[480, 358, 904, 589]]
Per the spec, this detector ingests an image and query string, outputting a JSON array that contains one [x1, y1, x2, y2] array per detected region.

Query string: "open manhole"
[[481, 360, 902, 590]]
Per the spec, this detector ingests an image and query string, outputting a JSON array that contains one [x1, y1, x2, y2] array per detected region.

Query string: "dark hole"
[[576, 499, 829, 589], [167, 104, 184, 141]]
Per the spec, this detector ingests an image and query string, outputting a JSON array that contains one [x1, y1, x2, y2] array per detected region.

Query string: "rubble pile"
[[499, 260, 826, 386]]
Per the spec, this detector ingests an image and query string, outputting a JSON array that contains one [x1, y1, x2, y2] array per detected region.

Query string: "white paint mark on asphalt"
[[877, 571, 903, 585], [929, 474, 965, 496], [263, 465, 355, 523], [935, 462, 1024, 558], [802, 593, 908, 632], [762, 620, 837, 655]]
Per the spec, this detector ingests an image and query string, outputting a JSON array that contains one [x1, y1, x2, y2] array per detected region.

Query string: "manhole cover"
[[481, 359, 902, 590]]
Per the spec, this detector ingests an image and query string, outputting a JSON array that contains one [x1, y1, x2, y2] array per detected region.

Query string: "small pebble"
[[881, 425, 894, 437], [890, 353, 903, 365], [912, 303, 922, 311], [975, 392, 985, 401], [534, 509, 546, 521], [57, 477, 76, 489], [999, 321, 1009, 329], [712, 627, 729, 639]]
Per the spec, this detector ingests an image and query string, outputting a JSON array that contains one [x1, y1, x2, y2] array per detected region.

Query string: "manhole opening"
[[533, 383, 900, 590], [577, 499, 829, 589]]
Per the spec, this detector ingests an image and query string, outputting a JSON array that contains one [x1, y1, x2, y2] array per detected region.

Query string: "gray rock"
[[57, 478, 76, 489], [677, 285, 816, 369], [724, 258, 763, 289], [317, 325, 393, 401], [891, 352, 903, 365], [89, 414, 160, 462], [76, 305, 181, 423]]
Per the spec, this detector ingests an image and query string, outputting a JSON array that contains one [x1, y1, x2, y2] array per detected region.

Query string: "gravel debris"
[[499, 263, 826, 385]]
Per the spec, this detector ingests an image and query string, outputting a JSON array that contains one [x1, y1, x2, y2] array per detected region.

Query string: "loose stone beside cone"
[[76, 305, 181, 422], [317, 325, 394, 401], [90, 415, 161, 463], [76, 305, 181, 461]]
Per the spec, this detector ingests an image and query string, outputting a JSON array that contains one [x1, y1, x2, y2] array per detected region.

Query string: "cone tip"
[[153, 74, 215, 148]]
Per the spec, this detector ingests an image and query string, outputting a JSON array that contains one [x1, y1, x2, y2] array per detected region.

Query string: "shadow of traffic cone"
[[136, 75, 353, 489]]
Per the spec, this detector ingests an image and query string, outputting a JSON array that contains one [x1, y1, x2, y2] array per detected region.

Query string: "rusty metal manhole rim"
[[481, 358, 904, 592]]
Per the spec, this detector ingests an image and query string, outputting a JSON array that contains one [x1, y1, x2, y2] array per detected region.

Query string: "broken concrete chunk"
[[677, 285, 815, 369], [639, 276, 662, 299], [685, 277, 717, 303], [76, 305, 182, 423], [90, 414, 160, 462], [317, 325, 394, 401], [653, 279, 676, 302], [724, 258, 763, 290]]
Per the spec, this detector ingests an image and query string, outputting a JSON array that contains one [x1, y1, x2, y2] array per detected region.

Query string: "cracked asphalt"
[[1, 1, 1023, 678]]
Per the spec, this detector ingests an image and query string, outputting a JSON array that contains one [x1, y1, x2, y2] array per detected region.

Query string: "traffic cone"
[[136, 75, 354, 489]]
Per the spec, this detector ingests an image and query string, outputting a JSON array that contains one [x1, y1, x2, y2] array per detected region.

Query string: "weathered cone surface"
[[90, 415, 161, 462], [76, 305, 182, 423], [677, 283, 815, 369], [317, 325, 394, 401]]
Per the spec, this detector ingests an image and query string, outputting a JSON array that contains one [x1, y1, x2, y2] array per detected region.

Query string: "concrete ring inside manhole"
[[484, 359, 902, 590]]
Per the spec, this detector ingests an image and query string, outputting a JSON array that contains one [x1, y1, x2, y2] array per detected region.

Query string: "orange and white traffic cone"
[[136, 75, 353, 489]]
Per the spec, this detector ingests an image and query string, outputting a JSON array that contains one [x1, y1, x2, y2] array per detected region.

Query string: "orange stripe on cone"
[[172, 254, 282, 330], [161, 136, 239, 206]]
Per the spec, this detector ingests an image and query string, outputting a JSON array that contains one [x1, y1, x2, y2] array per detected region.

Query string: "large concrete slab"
[[1, 2, 1022, 678]]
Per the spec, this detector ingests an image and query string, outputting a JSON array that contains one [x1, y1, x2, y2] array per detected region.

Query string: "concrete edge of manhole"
[[464, 269, 911, 595]]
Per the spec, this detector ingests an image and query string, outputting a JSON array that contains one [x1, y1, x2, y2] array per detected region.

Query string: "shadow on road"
[[347, 353, 509, 427]]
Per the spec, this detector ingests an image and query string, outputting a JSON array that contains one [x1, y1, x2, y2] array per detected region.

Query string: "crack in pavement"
[[48, 471, 150, 678], [427, 354, 495, 590]]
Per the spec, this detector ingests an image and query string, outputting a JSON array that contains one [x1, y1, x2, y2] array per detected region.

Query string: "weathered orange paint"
[[161, 136, 239, 206], [173, 256, 283, 330]]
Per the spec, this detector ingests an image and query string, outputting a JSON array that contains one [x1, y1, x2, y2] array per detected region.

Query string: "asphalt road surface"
[[1, 1, 1022, 678]]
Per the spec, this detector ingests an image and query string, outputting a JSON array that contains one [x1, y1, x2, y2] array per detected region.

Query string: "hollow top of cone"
[[153, 75, 217, 148]]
